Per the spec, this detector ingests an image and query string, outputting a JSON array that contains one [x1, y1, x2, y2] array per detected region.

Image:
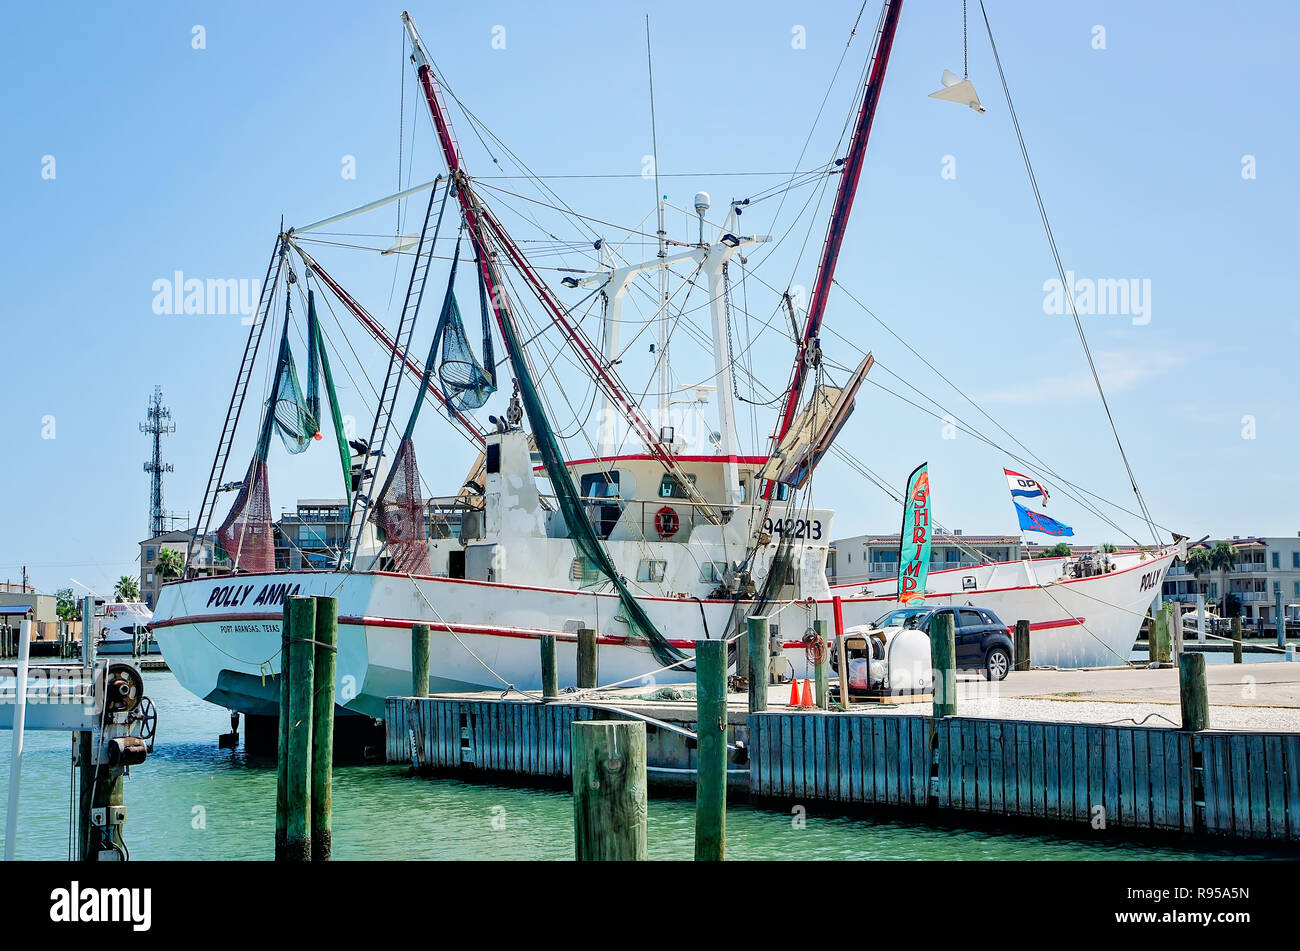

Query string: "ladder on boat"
[[340, 182, 449, 568], [185, 235, 286, 575]]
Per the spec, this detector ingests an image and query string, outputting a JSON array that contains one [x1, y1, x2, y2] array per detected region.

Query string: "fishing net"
[[433, 243, 497, 412], [369, 436, 429, 573], [271, 332, 318, 455], [217, 456, 275, 573], [307, 289, 353, 505], [216, 290, 354, 572]]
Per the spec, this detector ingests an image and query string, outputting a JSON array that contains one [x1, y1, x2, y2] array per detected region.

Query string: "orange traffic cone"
[[788, 678, 801, 706], [799, 678, 815, 708]]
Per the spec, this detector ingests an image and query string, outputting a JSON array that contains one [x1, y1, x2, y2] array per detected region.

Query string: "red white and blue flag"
[[1004, 468, 1050, 506]]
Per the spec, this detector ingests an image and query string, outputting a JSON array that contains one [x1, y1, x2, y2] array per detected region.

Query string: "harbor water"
[[0, 669, 1290, 860]]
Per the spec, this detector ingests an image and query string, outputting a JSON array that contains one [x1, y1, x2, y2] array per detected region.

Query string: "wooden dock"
[[386, 695, 1300, 844], [750, 711, 1300, 842]]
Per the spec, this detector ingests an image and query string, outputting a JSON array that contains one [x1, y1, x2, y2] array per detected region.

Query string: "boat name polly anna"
[[205, 581, 302, 610]]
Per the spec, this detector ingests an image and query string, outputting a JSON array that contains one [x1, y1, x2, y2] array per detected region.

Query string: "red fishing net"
[[370, 436, 429, 574], [217, 458, 276, 573]]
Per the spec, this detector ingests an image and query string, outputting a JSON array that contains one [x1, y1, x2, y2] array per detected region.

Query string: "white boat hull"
[[151, 548, 1176, 719]]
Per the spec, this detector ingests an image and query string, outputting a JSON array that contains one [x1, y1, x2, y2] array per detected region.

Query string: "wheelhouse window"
[[637, 559, 667, 583], [699, 561, 727, 584], [658, 473, 697, 499], [581, 471, 622, 540], [581, 471, 621, 499]]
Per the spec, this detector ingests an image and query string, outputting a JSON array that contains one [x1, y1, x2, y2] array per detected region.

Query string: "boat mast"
[[769, 0, 903, 459], [646, 17, 672, 444], [400, 11, 719, 520]]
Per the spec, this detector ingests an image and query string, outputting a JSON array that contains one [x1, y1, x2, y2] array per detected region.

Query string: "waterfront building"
[[1161, 535, 1300, 631], [138, 530, 223, 609]]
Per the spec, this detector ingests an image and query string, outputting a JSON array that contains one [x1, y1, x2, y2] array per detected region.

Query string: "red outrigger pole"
[[769, 0, 903, 459], [400, 12, 683, 480]]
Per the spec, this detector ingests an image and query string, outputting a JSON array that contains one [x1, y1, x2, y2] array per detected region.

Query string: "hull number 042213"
[[763, 517, 823, 540]]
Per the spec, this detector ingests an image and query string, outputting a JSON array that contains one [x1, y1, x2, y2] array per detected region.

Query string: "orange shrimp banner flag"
[[897, 462, 932, 604]]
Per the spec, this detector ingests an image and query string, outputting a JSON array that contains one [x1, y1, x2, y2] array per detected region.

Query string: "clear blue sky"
[[2, 1, 1297, 596]]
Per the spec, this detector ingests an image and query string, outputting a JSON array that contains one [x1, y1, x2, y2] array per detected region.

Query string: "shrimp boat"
[[151, 6, 1181, 724]]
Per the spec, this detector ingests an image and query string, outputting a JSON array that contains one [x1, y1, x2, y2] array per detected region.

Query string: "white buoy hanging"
[[929, 69, 985, 113]]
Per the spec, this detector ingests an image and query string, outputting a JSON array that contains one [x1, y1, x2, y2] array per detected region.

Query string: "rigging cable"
[[979, 0, 1160, 546]]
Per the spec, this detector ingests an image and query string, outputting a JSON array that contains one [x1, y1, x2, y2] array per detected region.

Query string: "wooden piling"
[[694, 638, 726, 861], [813, 618, 829, 710], [1013, 619, 1030, 672], [274, 599, 291, 861], [1178, 652, 1210, 732], [1232, 616, 1243, 665], [1276, 588, 1287, 649], [746, 616, 768, 713], [1158, 604, 1173, 664], [1171, 605, 1184, 661], [577, 627, 597, 689], [311, 596, 337, 861], [411, 623, 430, 698], [931, 611, 956, 718], [540, 634, 558, 699], [571, 721, 647, 861], [285, 596, 315, 862]]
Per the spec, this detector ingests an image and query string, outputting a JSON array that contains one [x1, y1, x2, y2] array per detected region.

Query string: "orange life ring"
[[654, 505, 680, 539]]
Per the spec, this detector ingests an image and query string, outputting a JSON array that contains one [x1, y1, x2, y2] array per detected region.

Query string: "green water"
[[0, 671, 1285, 860]]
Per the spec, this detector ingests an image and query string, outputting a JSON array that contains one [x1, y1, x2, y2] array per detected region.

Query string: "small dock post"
[[540, 634, 558, 698], [311, 595, 337, 861], [1232, 616, 1243, 665], [571, 721, 647, 861], [411, 623, 430, 698], [285, 595, 316, 861], [694, 638, 726, 861], [75, 597, 95, 861], [1170, 605, 1180, 665], [275, 600, 291, 861], [1277, 589, 1288, 649], [1196, 593, 1207, 645], [1178, 652, 1210, 731], [1013, 619, 1030, 671], [1171, 604, 1184, 662], [3, 621, 32, 861], [931, 611, 956, 718], [833, 595, 850, 708], [813, 618, 829, 710], [746, 616, 768, 713], [577, 627, 598, 689]]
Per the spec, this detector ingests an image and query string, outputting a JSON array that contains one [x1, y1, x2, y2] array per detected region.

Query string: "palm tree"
[[1184, 547, 1211, 602], [114, 575, 140, 602], [1208, 541, 1236, 616], [155, 547, 185, 581]]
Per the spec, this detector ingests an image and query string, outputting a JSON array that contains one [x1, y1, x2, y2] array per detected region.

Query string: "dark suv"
[[904, 605, 1014, 681]]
